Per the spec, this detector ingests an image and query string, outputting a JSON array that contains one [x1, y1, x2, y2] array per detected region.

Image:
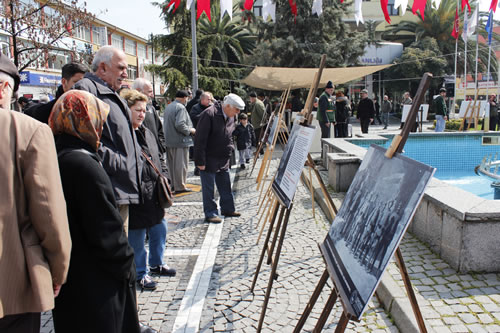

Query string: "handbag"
[[141, 151, 173, 209]]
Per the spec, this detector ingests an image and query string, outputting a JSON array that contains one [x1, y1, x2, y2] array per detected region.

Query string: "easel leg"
[[313, 287, 339, 333], [251, 203, 281, 292], [257, 205, 293, 332], [309, 167, 315, 218], [267, 206, 286, 265], [333, 312, 350, 333], [257, 198, 277, 244], [294, 269, 330, 332], [395, 248, 428, 333]]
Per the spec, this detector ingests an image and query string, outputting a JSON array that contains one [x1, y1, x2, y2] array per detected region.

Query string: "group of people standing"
[[0, 43, 247, 333]]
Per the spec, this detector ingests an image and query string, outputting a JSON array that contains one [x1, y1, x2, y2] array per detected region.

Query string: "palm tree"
[[383, 0, 499, 77]]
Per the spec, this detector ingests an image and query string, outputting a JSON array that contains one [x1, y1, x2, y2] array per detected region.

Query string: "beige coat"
[[0, 109, 71, 318]]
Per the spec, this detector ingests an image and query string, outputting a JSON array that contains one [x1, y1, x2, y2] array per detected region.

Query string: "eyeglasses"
[[0, 81, 16, 103]]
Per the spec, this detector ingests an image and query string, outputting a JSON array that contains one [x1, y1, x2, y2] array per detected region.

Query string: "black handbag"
[[141, 151, 173, 209]]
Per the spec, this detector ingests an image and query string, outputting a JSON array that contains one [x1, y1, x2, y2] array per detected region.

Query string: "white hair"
[[91, 46, 123, 72], [132, 78, 151, 92]]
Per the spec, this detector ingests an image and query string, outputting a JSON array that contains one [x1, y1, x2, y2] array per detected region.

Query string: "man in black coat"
[[24, 62, 87, 124], [73, 46, 142, 235], [190, 91, 213, 129], [357, 89, 375, 134], [194, 94, 245, 223], [186, 88, 203, 113]]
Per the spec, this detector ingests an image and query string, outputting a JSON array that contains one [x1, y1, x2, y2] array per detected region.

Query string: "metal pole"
[[474, 3, 479, 100], [464, 9, 468, 102], [191, 0, 199, 93], [452, 0, 459, 117], [150, 33, 156, 98]]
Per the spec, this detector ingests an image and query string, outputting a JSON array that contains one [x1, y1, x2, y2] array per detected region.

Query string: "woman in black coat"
[[50, 90, 140, 333], [121, 89, 176, 292]]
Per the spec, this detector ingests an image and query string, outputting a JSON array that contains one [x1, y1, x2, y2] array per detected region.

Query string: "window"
[[74, 25, 91, 41], [137, 43, 146, 59], [92, 26, 107, 46], [387, 0, 399, 15], [48, 50, 71, 70], [125, 39, 136, 55], [111, 34, 123, 49], [0, 36, 9, 57], [127, 65, 137, 80]]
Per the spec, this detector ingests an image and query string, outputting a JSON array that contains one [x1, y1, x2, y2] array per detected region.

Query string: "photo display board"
[[401, 104, 429, 122], [267, 115, 280, 145], [272, 124, 316, 208], [458, 101, 489, 118], [320, 145, 435, 319]]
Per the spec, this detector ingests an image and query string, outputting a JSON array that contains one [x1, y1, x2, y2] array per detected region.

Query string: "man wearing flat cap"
[[357, 89, 375, 134], [0, 53, 71, 332], [164, 89, 196, 193], [194, 93, 244, 223], [318, 81, 336, 138]]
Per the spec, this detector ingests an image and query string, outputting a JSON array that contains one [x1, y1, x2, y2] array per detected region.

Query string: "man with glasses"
[[0, 53, 71, 333], [194, 93, 244, 223]]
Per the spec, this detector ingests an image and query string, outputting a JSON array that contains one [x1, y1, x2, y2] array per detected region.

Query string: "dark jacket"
[[143, 102, 166, 153], [335, 98, 349, 123], [318, 91, 335, 123], [53, 134, 139, 333], [186, 96, 200, 113], [194, 102, 235, 173], [129, 127, 165, 230], [24, 85, 64, 124], [433, 95, 448, 117], [190, 102, 208, 129], [233, 122, 256, 150], [357, 98, 375, 119], [73, 73, 142, 205]]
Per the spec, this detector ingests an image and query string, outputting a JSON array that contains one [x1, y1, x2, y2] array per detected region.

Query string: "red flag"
[[289, 0, 297, 21], [380, 0, 391, 23], [165, 0, 181, 13], [451, 8, 460, 39], [462, 0, 471, 13], [64, 21, 72, 34], [340, 0, 344, 3], [412, 0, 427, 20], [197, 0, 211, 21], [244, 0, 253, 11], [490, 0, 498, 13]]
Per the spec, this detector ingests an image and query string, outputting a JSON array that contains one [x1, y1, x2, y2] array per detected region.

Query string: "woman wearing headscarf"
[[49, 90, 140, 333], [120, 89, 176, 292]]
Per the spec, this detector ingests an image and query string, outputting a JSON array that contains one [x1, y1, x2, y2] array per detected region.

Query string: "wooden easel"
[[255, 90, 291, 190], [294, 73, 433, 333], [251, 55, 341, 332], [459, 97, 481, 131]]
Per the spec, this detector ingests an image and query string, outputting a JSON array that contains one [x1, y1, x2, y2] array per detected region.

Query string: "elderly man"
[[132, 78, 166, 160], [194, 93, 244, 223], [318, 81, 336, 138], [249, 91, 266, 141], [0, 54, 71, 332], [357, 89, 375, 134], [190, 91, 213, 129], [74, 45, 141, 235], [164, 90, 196, 193], [381, 95, 392, 130], [25, 62, 88, 124]]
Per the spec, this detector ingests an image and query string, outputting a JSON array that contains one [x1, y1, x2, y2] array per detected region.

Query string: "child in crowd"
[[233, 113, 256, 169]]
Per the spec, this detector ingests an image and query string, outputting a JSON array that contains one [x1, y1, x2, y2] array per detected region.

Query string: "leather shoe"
[[140, 323, 157, 333], [174, 188, 193, 194], [205, 216, 222, 223], [222, 211, 241, 217]]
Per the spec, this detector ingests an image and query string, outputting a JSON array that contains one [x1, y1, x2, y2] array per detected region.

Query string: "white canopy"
[[242, 64, 392, 91]]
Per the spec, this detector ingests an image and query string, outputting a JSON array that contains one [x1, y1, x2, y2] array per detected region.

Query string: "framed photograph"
[[320, 145, 435, 319], [272, 124, 316, 208], [267, 115, 280, 145]]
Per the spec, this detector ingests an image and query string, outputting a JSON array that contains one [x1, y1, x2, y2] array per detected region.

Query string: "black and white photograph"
[[320, 145, 435, 319], [272, 124, 315, 208], [267, 115, 280, 145]]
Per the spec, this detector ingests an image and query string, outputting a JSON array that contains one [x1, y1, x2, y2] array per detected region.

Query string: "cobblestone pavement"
[[41, 158, 397, 332]]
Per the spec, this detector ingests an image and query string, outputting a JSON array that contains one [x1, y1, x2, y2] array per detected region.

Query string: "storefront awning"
[[242, 64, 392, 91]]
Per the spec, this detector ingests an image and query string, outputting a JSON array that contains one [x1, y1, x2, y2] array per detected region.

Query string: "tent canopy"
[[241, 64, 392, 91]]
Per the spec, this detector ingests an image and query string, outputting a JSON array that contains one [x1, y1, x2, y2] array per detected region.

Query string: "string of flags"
[[164, 0, 498, 31]]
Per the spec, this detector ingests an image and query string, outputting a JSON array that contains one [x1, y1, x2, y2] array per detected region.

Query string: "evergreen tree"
[[250, 0, 367, 68], [150, 1, 255, 97]]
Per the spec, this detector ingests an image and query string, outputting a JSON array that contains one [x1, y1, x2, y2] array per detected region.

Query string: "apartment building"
[[0, 1, 166, 101]]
